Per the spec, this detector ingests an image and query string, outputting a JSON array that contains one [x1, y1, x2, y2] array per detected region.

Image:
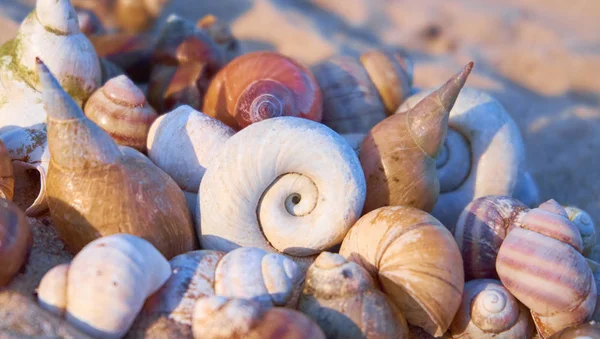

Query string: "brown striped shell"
[[339, 206, 464, 337], [203, 51, 323, 130], [298, 252, 409, 338], [192, 297, 325, 339], [84, 75, 158, 152], [359, 63, 472, 214], [496, 200, 597, 338], [449, 279, 534, 338], [454, 196, 529, 281], [0, 199, 32, 286]]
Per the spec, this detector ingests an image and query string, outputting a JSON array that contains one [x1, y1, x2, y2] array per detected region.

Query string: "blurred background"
[[2, 0, 599, 221]]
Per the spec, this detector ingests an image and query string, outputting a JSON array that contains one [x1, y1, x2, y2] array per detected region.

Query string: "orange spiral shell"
[[202, 51, 323, 130]]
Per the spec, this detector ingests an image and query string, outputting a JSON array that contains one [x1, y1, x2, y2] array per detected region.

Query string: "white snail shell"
[[450, 279, 534, 338], [198, 117, 366, 263], [398, 87, 536, 230], [37, 234, 171, 338], [147, 105, 235, 193]]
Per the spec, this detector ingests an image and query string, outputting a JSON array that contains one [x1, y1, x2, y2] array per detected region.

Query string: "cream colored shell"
[[37, 234, 171, 338], [199, 117, 366, 260], [398, 87, 535, 230]]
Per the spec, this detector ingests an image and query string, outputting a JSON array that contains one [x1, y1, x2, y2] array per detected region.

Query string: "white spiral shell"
[[199, 117, 366, 261]]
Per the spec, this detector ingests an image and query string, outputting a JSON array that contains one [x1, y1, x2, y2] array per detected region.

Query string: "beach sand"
[[0, 0, 599, 336]]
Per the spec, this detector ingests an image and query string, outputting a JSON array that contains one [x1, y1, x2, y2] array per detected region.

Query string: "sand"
[[0, 0, 598, 336]]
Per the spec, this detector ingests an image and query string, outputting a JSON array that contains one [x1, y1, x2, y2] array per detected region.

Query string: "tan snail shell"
[[496, 199, 597, 338], [133, 247, 301, 337], [359, 62, 472, 214], [72, 0, 170, 33], [202, 51, 323, 130], [454, 195, 529, 280], [310, 49, 413, 134], [148, 14, 225, 114], [339, 206, 464, 337], [0, 139, 15, 200], [196, 14, 240, 63], [146, 105, 235, 195], [37, 234, 171, 338], [198, 116, 366, 268], [299, 252, 408, 338], [0, 0, 101, 130], [548, 321, 600, 339], [565, 206, 597, 259], [398, 86, 538, 229], [449, 279, 534, 338], [192, 296, 326, 339], [0, 199, 32, 286], [84, 75, 158, 152], [37, 58, 195, 259]]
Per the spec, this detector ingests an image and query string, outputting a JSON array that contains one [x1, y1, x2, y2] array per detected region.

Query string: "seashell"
[[84, 75, 158, 152], [449, 279, 534, 338], [360, 63, 473, 214], [496, 199, 597, 338], [73, 0, 170, 33], [90, 33, 156, 83], [299, 252, 409, 338], [310, 49, 413, 134], [0, 0, 101, 131], [0, 199, 32, 286], [548, 321, 600, 339], [198, 116, 366, 268], [75, 7, 105, 35], [339, 206, 464, 337], [192, 296, 326, 339], [565, 206, 597, 258], [0, 139, 15, 200], [37, 234, 171, 338], [196, 14, 241, 63], [148, 15, 225, 114], [37, 58, 195, 259], [398, 87, 537, 229], [203, 51, 323, 130], [0, 128, 50, 216], [454, 195, 529, 280], [146, 105, 235, 195]]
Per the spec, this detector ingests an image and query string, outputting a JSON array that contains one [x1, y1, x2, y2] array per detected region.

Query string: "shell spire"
[[36, 0, 80, 35], [408, 62, 473, 158], [36, 58, 120, 168]]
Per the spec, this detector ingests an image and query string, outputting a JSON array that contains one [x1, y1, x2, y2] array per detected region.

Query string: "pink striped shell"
[[496, 199, 596, 338]]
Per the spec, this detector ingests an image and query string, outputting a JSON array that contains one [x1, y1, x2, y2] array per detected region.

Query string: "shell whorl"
[[199, 117, 366, 262], [398, 87, 529, 230], [84, 75, 158, 152], [454, 195, 529, 280], [339, 206, 464, 337], [235, 80, 294, 129], [496, 200, 596, 338], [565, 206, 596, 257], [450, 279, 533, 338]]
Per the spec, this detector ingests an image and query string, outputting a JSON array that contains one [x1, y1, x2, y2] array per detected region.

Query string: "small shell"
[[299, 252, 409, 338], [192, 296, 326, 339], [37, 263, 70, 316], [0, 199, 32, 286], [565, 206, 596, 258], [146, 105, 235, 193], [496, 200, 596, 338], [454, 196, 529, 280], [76, 7, 105, 35], [114, 0, 170, 33], [37, 234, 171, 338], [449, 279, 534, 338], [84, 75, 158, 152]]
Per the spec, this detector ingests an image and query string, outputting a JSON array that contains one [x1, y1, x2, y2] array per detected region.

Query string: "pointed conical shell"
[[199, 116, 366, 267], [299, 252, 409, 338], [0, 199, 32, 286], [146, 105, 234, 193], [37, 234, 171, 338], [37, 58, 196, 259], [450, 279, 534, 338], [339, 206, 464, 337], [360, 63, 473, 214], [398, 87, 530, 230], [496, 200, 596, 338], [84, 75, 158, 152]]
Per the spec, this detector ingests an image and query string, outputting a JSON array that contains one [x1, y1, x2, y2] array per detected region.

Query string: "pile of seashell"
[[0, 0, 598, 338]]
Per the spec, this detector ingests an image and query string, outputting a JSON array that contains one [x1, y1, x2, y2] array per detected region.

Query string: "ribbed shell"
[[496, 200, 596, 338], [203, 51, 323, 130], [454, 196, 529, 281], [339, 206, 464, 337], [0, 199, 32, 286]]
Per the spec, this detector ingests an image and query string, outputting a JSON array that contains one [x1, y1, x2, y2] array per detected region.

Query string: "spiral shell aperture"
[[199, 117, 366, 262]]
